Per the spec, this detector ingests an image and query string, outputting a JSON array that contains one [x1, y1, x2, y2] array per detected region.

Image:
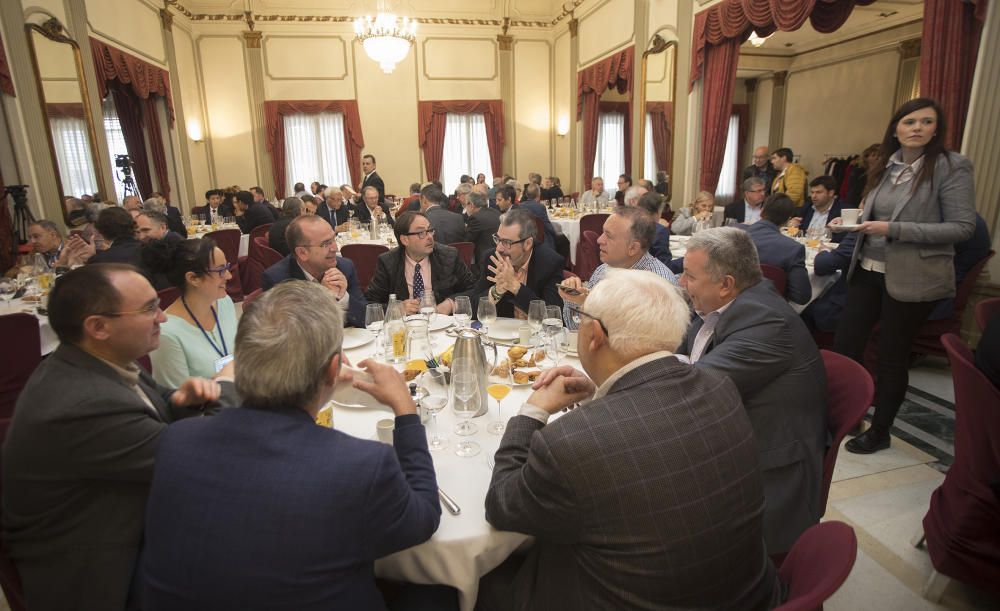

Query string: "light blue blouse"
[[150, 296, 238, 387]]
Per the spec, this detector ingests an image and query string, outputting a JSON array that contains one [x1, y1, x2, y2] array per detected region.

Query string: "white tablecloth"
[[186, 226, 250, 258], [551, 219, 580, 264], [333, 321, 573, 611]]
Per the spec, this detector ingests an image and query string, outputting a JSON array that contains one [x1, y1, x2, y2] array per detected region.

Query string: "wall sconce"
[[187, 120, 204, 143], [556, 115, 570, 137]]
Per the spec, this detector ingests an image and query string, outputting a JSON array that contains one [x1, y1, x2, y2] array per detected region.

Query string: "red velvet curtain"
[[0, 31, 14, 97], [578, 46, 635, 189], [144, 97, 170, 200], [700, 38, 741, 193], [417, 100, 505, 182], [646, 102, 673, 175], [111, 84, 153, 198], [91, 38, 174, 123], [598, 101, 633, 179], [46, 103, 86, 119], [263, 100, 365, 199], [921, 0, 989, 151]]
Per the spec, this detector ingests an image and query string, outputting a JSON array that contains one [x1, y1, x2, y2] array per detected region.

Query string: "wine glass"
[[419, 291, 437, 325], [451, 358, 481, 457], [423, 369, 449, 450], [543, 305, 565, 367], [486, 356, 512, 435], [454, 295, 473, 328], [365, 303, 385, 358], [0, 281, 16, 310], [527, 300, 546, 346], [477, 299, 497, 336]]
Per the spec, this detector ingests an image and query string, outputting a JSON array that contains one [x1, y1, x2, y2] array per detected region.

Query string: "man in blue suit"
[[515, 183, 559, 250], [141, 281, 451, 610], [741, 193, 811, 305], [796, 175, 845, 243], [801, 231, 857, 333], [261, 215, 367, 327]]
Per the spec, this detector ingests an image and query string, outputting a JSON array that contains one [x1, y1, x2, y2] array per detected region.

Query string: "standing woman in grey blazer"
[[834, 98, 977, 454]]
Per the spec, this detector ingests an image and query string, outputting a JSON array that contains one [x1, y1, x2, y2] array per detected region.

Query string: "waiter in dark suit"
[[359, 154, 385, 202], [2, 264, 235, 611], [677, 227, 826, 554], [463, 190, 501, 277], [261, 215, 367, 328], [479, 270, 779, 610]]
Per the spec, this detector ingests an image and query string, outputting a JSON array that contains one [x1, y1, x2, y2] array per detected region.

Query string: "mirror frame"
[[25, 17, 106, 225], [637, 30, 678, 202]]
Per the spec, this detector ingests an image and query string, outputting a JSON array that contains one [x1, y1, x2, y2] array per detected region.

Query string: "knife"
[[438, 488, 461, 515]]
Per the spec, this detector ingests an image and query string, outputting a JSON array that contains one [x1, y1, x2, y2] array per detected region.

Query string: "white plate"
[[830, 223, 861, 232], [342, 327, 375, 350], [406, 314, 453, 332], [486, 318, 522, 341]]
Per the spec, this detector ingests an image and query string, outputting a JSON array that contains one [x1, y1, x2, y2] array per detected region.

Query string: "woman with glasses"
[[145, 238, 237, 386]]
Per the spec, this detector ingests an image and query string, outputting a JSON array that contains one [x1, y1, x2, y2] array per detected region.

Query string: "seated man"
[[741, 193, 811, 305], [25, 220, 65, 267], [191, 189, 234, 223], [724, 177, 767, 225], [88, 206, 143, 267], [401, 182, 423, 212], [136, 211, 182, 243], [800, 231, 857, 333], [251, 186, 280, 220], [317, 187, 355, 231], [560, 207, 677, 329], [677, 227, 827, 554], [516, 183, 558, 250], [354, 186, 394, 227], [234, 190, 274, 234], [463, 190, 501, 277], [420, 185, 466, 246], [579, 176, 611, 208], [2, 264, 234, 611], [795, 175, 844, 243], [268, 197, 305, 257], [495, 184, 517, 215], [261, 215, 367, 328], [480, 270, 780, 610], [475, 209, 564, 318], [141, 282, 451, 610], [633, 192, 672, 265], [365, 211, 476, 315], [142, 194, 185, 236]]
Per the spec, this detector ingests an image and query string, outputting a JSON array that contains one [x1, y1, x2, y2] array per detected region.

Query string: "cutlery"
[[438, 488, 461, 515]]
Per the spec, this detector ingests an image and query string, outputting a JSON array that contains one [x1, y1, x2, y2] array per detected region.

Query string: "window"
[[440, 113, 493, 193], [49, 115, 98, 198], [102, 97, 132, 202], [716, 113, 740, 202], [593, 111, 625, 185], [643, 113, 656, 183], [284, 112, 352, 196]]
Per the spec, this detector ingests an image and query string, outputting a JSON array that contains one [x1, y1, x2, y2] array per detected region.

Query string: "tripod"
[[115, 155, 143, 202], [2, 185, 33, 272]]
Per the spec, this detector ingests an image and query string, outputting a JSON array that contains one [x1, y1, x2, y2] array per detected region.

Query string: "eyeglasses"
[[492, 234, 529, 249], [301, 238, 338, 249], [99, 297, 161, 318], [206, 262, 233, 277], [402, 227, 436, 239], [566, 303, 609, 337]]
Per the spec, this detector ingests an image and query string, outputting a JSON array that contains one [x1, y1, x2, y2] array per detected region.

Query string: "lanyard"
[[181, 296, 228, 359]]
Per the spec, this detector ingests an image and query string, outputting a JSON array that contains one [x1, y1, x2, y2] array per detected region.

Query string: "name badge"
[[214, 354, 234, 373]]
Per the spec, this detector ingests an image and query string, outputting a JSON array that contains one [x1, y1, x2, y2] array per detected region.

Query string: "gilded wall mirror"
[[638, 29, 678, 202]]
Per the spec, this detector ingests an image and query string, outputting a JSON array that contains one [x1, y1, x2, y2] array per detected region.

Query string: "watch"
[[490, 286, 501, 302]]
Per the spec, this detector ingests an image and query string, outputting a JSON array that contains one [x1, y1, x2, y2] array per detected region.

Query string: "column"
[[242, 28, 274, 197], [497, 32, 514, 175], [894, 39, 921, 110], [631, 0, 648, 180], [768, 70, 787, 151], [159, 8, 196, 211], [568, 18, 580, 192]]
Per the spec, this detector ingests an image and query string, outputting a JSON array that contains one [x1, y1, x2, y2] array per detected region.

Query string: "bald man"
[[742, 146, 776, 196]]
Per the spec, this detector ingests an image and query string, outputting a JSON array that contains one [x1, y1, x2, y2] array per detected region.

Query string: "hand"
[[402, 299, 420, 315], [436, 299, 454, 315], [63, 234, 95, 265], [352, 359, 416, 416], [828, 217, 843, 227], [658, 218, 670, 228], [171, 377, 222, 407], [533, 366, 597, 396], [789, 217, 802, 228], [557, 276, 587, 305], [694, 210, 711, 221], [527, 375, 594, 414], [856, 221, 890, 236], [487, 253, 520, 296], [321, 267, 347, 298]]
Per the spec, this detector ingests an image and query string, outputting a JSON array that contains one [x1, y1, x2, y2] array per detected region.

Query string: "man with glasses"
[[479, 269, 780, 611], [365, 211, 475, 315], [724, 177, 768, 225], [2, 263, 236, 611], [354, 186, 394, 227], [261, 215, 367, 327], [474, 209, 564, 318], [742, 145, 776, 195]]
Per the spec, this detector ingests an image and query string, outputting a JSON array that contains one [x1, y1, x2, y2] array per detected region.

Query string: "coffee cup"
[[376, 418, 395, 444], [840, 209, 861, 225]]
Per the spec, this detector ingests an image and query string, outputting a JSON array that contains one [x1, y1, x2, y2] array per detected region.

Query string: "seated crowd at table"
[[3, 97, 997, 610]]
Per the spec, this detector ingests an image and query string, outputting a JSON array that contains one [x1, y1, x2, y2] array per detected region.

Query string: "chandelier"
[[354, 4, 417, 74]]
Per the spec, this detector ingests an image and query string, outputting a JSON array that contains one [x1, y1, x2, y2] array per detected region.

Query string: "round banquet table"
[[550, 208, 616, 265], [186, 224, 250, 258], [332, 318, 576, 611], [6, 297, 59, 355]]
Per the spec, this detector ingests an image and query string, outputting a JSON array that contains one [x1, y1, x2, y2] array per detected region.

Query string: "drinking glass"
[[454, 295, 473, 328], [451, 358, 481, 456], [423, 371, 449, 451], [0, 281, 15, 310], [543, 305, 564, 366], [419, 292, 437, 325], [486, 356, 512, 435], [527, 300, 546, 346], [477, 299, 497, 335], [365, 303, 385, 358]]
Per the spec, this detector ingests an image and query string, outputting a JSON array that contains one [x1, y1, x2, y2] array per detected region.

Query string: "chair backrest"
[[760, 263, 787, 297], [776, 521, 857, 610], [257, 243, 284, 268], [570, 191, 580, 202], [340, 244, 389, 292], [975, 297, 1000, 332], [156, 286, 181, 309], [249, 222, 272, 243], [532, 216, 545, 244], [0, 313, 42, 421], [579, 213, 609, 237], [242, 288, 264, 311], [941, 333, 1000, 482], [951, 251, 994, 324], [205, 229, 242, 263], [0, 418, 27, 611], [449, 241, 475, 267], [819, 349, 875, 511], [575, 230, 601, 282]]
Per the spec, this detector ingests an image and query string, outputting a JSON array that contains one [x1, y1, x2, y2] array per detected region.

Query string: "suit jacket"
[[236, 201, 274, 234], [267, 216, 294, 256], [316, 202, 355, 229], [364, 243, 476, 306], [424, 206, 466, 246], [354, 201, 394, 227], [802, 232, 857, 333], [485, 357, 779, 610], [650, 223, 672, 266], [191, 202, 235, 221], [465, 207, 502, 275], [516, 199, 558, 250], [261, 256, 367, 328], [743, 162, 776, 195], [677, 281, 827, 553], [361, 170, 386, 202], [743, 221, 811, 305], [1, 343, 235, 611], [141, 408, 439, 611], [772, 163, 808, 206], [88, 237, 168, 290], [724, 199, 764, 225], [165, 206, 185, 236], [474, 246, 564, 318], [847, 152, 977, 302], [798, 199, 845, 243]]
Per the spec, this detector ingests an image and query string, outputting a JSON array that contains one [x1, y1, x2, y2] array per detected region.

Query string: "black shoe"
[[845, 428, 890, 454]]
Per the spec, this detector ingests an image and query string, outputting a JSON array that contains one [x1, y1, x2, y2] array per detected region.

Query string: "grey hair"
[[235, 281, 344, 411], [139, 210, 169, 228], [623, 185, 646, 206], [468, 191, 488, 209], [613, 206, 655, 251], [281, 197, 304, 217], [30, 219, 62, 236], [742, 176, 766, 192], [84, 202, 107, 223], [685, 227, 762, 291], [456, 183, 472, 197], [142, 198, 166, 214], [501, 209, 538, 241], [586, 269, 690, 359]]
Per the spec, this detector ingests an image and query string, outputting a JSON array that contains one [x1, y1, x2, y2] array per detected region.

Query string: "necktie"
[[413, 262, 425, 299]]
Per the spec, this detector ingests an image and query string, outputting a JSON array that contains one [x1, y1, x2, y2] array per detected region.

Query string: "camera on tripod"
[[115, 154, 133, 174]]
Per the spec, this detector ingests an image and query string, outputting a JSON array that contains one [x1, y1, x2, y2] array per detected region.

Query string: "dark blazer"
[[650, 223, 672, 266], [474, 246, 564, 318], [516, 199, 558, 250], [724, 199, 762, 224], [1, 343, 234, 611], [364, 243, 476, 306], [677, 281, 827, 553], [191, 202, 235, 221], [485, 357, 779, 610], [801, 232, 857, 333], [236, 201, 274, 234], [165, 206, 185, 236], [361, 171, 386, 202], [539, 186, 563, 201], [315, 202, 354, 228], [742, 162, 776, 195], [267, 216, 294, 256], [141, 408, 439, 611], [89, 237, 168, 290], [798, 198, 845, 243], [424, 206, 466, 246], [464, 207, 502, 274], [743, 220, 811, 305], [354, 201, 394, 227], [261, 256, 367, 328]]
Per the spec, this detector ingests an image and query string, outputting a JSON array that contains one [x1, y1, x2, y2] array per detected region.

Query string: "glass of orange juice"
[[487, 361, 513, 435]]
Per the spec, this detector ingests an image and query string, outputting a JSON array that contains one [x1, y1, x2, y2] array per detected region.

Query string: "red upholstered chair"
[[532, 217, 545, 245], [242, 288, 264, 311], [249, 222, 272, 244], [578, 213, 609, 237], [449, 242, 475, 268], [975, 297, 1000, 331], [760, 264, 787, 297], [156, 286, 181, 309], [819, 350, 874, 512], [205, 229, 244, 302], [0, 418, 27, 611], [0, 313, 41, 421], [569, 192, 580, 202], [775, 521, 857, 611], [574, 230, 600, 282], [914, 333, 1000, 601], [340, 244, 389, 293], [244, 237, 283, 294]]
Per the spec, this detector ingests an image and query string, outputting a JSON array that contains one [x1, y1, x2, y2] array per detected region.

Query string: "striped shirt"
[[564, 253, 679, 329]]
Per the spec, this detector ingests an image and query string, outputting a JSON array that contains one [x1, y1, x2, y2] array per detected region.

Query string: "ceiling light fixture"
[[748, 31, 770, 47], [354, 1, 416, 74]]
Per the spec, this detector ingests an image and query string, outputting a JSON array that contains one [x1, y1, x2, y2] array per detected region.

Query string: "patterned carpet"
[[883, 386, 956, 472]]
